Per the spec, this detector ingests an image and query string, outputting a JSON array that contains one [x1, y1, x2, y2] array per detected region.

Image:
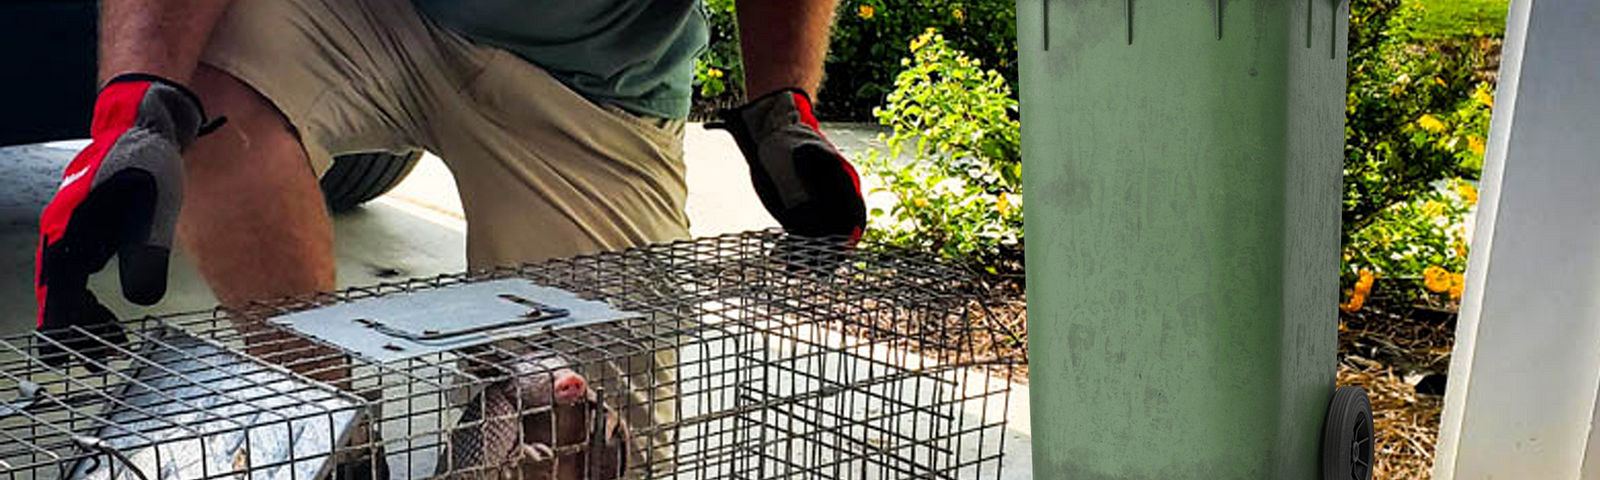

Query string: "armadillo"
[[436, 353, 632, 480]]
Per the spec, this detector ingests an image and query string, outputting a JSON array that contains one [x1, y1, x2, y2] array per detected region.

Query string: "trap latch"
[[352, 294, 571, 341]]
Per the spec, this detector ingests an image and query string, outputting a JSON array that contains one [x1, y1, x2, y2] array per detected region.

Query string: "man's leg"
[[176, 64, 349, 383], [180, 0, 462, 306], [177, 64, 335, 308], [425, 43, 692, 474], [177, 0, 446, 384], [98, 0, 234, 85], [174, 3, 464, 475]]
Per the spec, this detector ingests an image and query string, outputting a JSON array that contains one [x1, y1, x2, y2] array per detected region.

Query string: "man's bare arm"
[[735, 0, 839, 100], [99, 0, 235, 85], [713, 1, 866, 253]]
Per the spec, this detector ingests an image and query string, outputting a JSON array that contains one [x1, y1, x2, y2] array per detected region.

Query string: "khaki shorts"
[[200, 0, 684, 473], [200, 0, 692, 270]]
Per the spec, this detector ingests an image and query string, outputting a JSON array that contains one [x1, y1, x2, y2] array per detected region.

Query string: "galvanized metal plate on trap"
[[63, 327, 365, 480], [268, 279, 641, 363]]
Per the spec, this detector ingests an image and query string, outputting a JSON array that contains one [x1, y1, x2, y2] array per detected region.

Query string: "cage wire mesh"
[[2, 230, 1019, 480]]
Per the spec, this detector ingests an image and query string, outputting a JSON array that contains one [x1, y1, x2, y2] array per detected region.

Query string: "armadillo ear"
[[604, 405, 622, 440], [457, 345, 504, 378], [617, 410, 634, 472], [597, 404, 628, 475]]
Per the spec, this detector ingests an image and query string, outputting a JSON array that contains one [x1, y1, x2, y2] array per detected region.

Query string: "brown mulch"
[[966, 279, 1028, 383], [849, 272, 1030, 384], [1339, 306, 1458, 480]]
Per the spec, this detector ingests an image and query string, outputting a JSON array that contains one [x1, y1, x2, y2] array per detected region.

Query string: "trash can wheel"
[[1322, 385, 1374, 480]]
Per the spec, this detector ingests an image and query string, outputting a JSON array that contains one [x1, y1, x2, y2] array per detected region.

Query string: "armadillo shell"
[[435, 382, 514, 479], [438, 383, 632, 480]]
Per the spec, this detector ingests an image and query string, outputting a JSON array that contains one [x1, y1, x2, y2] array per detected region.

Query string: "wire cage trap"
[[1, 230, 1020, 480]]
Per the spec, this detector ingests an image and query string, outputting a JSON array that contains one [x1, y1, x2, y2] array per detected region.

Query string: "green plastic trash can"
[[1020, 0, 1372, 478]]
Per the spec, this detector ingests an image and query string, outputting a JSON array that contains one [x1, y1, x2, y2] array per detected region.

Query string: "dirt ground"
[[1339, 307, 1456, 479]]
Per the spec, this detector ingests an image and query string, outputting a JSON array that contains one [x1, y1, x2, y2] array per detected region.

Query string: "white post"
[[1433, 0, 1600, 478]]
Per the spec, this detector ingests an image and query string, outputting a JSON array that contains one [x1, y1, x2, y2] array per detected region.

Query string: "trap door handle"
[[353, 294, 572, 341]]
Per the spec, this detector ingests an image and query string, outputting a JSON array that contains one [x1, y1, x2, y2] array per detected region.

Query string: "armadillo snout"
[[553, 371, 587, 405]]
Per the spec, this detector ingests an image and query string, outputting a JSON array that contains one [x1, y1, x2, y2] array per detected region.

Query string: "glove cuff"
[[95, 73, 226, 147], [719, 88, 822, 137], [743, 87, 813, 109]]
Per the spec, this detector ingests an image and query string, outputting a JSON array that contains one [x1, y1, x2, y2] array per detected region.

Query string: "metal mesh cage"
[[2, 231, 1019, 480]]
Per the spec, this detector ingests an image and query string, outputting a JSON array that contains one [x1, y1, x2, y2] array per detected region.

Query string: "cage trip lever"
[[353, 294, 571, 341]]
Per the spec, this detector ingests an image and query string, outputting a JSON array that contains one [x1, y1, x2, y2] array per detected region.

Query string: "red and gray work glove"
[[709, 88, 867, 246], [34, 73, 222, 368]]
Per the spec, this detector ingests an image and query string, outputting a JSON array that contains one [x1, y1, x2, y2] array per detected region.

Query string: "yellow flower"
[[910, 36, 928, 52], [1434, 77, 1448, 87], [1422, 200, 1444, 217], [1449, 273, 1466, 300], [1467, 135, 1485, 156], [1474, 88, 1495, 108], [1454, 242, 1468, 258], [1341, 269, 1375, 312], [707, 68, 724, 78], [1355, 269, 1376, 294], [857, 4, 875, 19], [1417, 114, 1447, 133], [1423, 265, 1451, 293], [914, 198, 929, 208], [1341, 289, 1366, 312], [996, 194, 1010, 214], [953, 9, 965, 21], [1457, 182, 1478, 206]]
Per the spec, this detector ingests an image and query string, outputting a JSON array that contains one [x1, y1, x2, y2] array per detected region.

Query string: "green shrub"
[[1340, 0, 1503, 310], [693, 0, 745, 113], [1343, 178, 1476, 309], [861, 30, 1022, 273], [820, 0, 1016, 120], [1400, 0, 1509, 40], [1343, 0, 1499, 239], [691, 0, 1018, 121]]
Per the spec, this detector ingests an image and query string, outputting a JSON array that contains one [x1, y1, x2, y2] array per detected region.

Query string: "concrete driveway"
[[0, 123, 1030, 479]]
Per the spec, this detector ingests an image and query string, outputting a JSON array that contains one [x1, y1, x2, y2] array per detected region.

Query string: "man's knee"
[[190, 64, 302, 149]]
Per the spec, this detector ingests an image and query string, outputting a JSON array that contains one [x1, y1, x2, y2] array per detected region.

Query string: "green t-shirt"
[[413, 0, 708, 120]]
